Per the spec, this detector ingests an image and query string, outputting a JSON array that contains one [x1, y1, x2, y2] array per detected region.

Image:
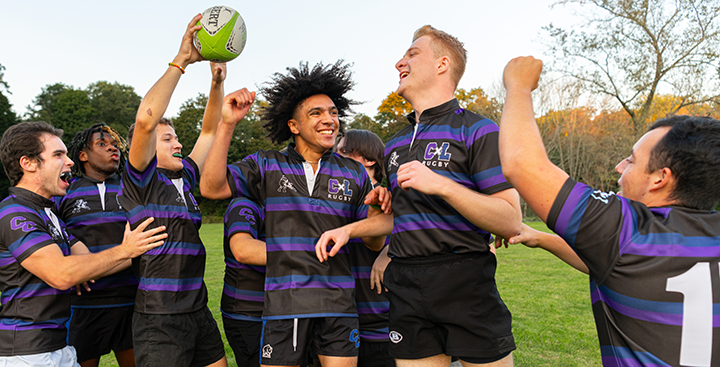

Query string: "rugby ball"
[[194, 6, 247, 62]]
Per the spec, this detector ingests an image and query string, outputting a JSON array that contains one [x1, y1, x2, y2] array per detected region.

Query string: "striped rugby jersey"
[[221, 197, 265, 321], [226, 143, 373, 319], [384, 99, 512, 258], [57, 174, 138, 307], [548, 178, 720, 367], [118, 156, 207, 314], [0, 187, 78, 355], [348, 237, 390, 342]]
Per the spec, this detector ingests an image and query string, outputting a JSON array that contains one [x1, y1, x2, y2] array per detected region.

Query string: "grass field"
[[100, 222, 600, 367]]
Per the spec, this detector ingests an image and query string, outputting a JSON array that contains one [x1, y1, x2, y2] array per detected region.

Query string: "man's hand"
[[211, 62, 227, 83], [120, 218, 167, 259], [503, 56, 542, 94], [315, 228, 350, 263], [370, 246, 391, 294], [222, 88, 256, 127], [365, 186, 392, 215], [173, 14, 204, 68], [73, 280, 94, 296], [397, 160, 449, 195], [494, 223, 542, 249]]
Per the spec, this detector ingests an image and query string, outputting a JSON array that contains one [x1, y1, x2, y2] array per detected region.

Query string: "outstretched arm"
[[21, 218, 167, 290], [396, 161, 522, 239], [495, 223, 588, 274], [129, 14, 204, 172], [199, 88, 255, 199], [499, 57, 569, 222], [189, 62, 226, 173]]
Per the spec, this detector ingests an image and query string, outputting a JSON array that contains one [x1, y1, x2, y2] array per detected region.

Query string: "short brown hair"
[[413, 25, 467, 88], [0, 121, 63, 186], [127, 118, 174, 146]]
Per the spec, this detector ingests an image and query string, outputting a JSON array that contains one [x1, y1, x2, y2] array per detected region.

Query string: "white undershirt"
[[96, 182, 106, 211], [302, 159, 321, 196], [172, 178, 187, 208]]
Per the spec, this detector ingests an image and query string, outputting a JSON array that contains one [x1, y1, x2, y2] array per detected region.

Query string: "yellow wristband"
[[168, 62, 185, 74]]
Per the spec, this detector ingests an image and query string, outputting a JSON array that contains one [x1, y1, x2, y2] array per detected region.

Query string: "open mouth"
[[400, 71, 409, 80], [60, 171, 71, 185], [319, 130, 334, 136], [172, 153, 183, 159]]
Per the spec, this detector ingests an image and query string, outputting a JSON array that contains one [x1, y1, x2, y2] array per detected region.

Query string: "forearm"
[[199, 121, 235, 199], [46, 246, 132, 290], [355, 213, 394, 252], [438, 182, 522, 239], [499, 76, 567, 221], [536, 232, 589, 274]]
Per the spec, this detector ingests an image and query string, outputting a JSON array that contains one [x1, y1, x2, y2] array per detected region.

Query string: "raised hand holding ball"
[[193, 6, 247, 62]]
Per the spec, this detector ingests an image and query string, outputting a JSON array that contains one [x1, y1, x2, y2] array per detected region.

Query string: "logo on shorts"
[[277, 175, 297, 193], [389, 331, 403, 344], [349, 329, 360, 348], [262, 344, 273, 358]]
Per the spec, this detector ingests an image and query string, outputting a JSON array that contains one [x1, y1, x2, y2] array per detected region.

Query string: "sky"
[[1, 1, 576, 120]]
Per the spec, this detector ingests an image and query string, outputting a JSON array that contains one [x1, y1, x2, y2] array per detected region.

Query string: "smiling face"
[[34, 133, 74, 198], [288, 94, 339, 156], [155, 123, 184, 171], [614, 127, 670, 203], [80, 131, 120, 180], [395, 35, 438, 102]]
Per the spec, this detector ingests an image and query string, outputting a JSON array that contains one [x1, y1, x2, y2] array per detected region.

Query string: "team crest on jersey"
[[591, 190, 616, 204], [423, 142, 451, 168], [239, 208, 256, 225], [277, 175, 297, 193], [388, 151, 399, 169], [71, 199, 91, 214], [10, 216, 37, 232], [389, 331, 403, 344], [262, 344, 273, 358], [328, 178, 353, 202]]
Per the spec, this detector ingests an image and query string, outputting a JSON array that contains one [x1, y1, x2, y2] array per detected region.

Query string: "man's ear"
[[650, 167, 674, 193], [78, 150, 89, 163], [437, 56, 450, 75], [288, 119, 300, 135], [365, 160, 376, 169], [19, 156, 37, 173]]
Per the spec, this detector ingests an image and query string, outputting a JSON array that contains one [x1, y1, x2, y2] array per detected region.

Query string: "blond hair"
[[413, 25, 467, 88]]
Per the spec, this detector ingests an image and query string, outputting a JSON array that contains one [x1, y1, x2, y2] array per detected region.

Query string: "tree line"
[[1, 0, 719, 217]]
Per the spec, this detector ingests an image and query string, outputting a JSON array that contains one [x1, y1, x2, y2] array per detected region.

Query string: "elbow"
[[48, 275, 76, 291], [199, 180, 220, 199]]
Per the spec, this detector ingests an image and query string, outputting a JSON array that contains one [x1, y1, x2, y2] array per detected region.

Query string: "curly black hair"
[[260, 60, 357, 145], [68, 123, 128, 177]]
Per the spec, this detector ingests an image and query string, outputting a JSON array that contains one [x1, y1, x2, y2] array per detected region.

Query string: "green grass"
[[100, 222, 600, 367]]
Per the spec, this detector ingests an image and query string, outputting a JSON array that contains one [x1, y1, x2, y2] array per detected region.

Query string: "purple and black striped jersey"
[[548, 178, 720, 367], [222, 197, 265, 322], [0, 187, 79, 356], [226, 143, 373, 320], [384, 99, 512, 258], [57, 174, 138, 307], [118, 156, 208, 314], [348, 237, 390, 342]]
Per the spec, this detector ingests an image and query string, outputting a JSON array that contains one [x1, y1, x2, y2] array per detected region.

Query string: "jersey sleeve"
[[182, 157, 200, 191], [547, 178, 638, 283], [354, 172, 373, 220], [225, 198, 265, 240], [0, 207, 59, 264], [227, 152, 265, 204], [466, 117, 513, 195], [120, 156, 159, 206]]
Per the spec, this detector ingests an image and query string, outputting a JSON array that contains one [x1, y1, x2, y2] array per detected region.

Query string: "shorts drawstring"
[[293, 318, 298, 351]]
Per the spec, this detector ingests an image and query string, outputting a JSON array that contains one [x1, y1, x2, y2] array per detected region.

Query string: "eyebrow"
[[307, 106, 338, 114], [53, 149, 66, 155], [405, 46, 420, 56]]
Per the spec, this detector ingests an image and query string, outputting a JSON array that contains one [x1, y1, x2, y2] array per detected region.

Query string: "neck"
[[83, 168, 112, 182], [407, 90, 455, 121], [295, 141, 327, 164], [15, 179, 50, 199]]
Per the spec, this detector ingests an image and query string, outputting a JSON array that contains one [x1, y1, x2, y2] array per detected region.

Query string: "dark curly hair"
[[260, 60, 357, 145], [68, 123, 128, 177]]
